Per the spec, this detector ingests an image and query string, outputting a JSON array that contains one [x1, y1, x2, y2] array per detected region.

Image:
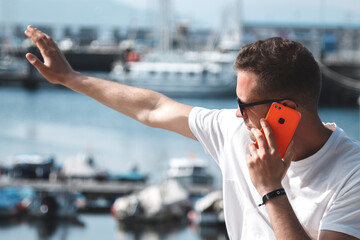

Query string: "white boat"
[[166, 156, 214, 187], [60, 153, 107, 180], [109, 51, 237, 97], [187, 190, 225, 226], [111, 179, 191, 223]]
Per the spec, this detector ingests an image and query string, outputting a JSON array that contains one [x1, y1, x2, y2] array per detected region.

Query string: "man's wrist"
[[258, 183, 283, 197], [63, 71, 85, 88], [258, 188, 286, 207]]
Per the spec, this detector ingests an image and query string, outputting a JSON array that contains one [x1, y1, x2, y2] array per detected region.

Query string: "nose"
[[236, 108, 247, 118]]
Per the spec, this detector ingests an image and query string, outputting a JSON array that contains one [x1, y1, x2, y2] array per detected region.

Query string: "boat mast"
[[159, 0, 171, 52], [217, 0, 243, 51], [236, 0, 243, 47]]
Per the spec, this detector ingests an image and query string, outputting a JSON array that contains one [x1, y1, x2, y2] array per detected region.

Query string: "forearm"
[[24, 26, 195, 139], [265, 194, 311, 240], [61, 72, 195, 139], [63, 72, 166, 125]]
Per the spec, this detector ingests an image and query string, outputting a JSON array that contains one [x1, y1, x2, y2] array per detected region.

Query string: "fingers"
[[25, 25, 58, 55], [248, 141, 258, 157], [44, 33, 58, 49], [25, 26, 48, 50], [260, 119, 278, 152], [23, 25, 74, 85], [246, 119, 293, 194], [25, 53, 46, 72], [27, 25, 56, 45], [251, 127, 268, 150], [249, 119, 281, 161]]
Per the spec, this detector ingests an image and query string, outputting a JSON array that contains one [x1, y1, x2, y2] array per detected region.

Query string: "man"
[[24, 25, 359, 239]]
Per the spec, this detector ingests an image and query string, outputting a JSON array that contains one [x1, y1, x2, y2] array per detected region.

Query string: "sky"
[[116, 0, 360, 27], [1, 0, 360, 30]]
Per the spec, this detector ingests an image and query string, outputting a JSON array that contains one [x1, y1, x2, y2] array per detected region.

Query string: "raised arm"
[[24, 25, 196, 140]]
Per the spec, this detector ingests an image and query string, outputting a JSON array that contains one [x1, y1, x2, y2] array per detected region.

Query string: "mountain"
[[1, 0, 156, 28]]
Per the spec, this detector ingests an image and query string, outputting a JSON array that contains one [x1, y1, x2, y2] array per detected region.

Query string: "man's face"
[[236, 70, 271, 141]]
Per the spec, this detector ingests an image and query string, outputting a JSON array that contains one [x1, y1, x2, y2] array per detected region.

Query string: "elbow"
[[141, 117, 154, 128], [137, 111, 159, 128]]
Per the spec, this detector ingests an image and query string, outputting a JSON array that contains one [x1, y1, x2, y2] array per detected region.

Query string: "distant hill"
[[1, 0, 156, 28]]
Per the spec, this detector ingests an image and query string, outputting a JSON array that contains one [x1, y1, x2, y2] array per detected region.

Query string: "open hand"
[[24, 25, 78, 85], [246, 119, 294, 196]]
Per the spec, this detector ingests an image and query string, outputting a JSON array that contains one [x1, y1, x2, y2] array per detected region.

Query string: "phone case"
[[255, 103, 301, 158]]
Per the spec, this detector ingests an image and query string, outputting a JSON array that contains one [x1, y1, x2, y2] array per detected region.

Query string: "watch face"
[[259, 188, 286, 207]]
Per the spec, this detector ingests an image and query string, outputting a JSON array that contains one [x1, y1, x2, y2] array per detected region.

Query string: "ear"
[[280, 99, 298, 110]]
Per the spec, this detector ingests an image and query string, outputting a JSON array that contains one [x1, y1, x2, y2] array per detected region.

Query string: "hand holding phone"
[[255, 102, 301, 158]]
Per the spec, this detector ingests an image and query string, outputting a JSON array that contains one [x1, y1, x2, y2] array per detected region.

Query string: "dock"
[[0, 179, 217, 199]]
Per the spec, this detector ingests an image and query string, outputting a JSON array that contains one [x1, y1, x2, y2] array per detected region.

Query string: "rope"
[[318, 61, 360, 92]]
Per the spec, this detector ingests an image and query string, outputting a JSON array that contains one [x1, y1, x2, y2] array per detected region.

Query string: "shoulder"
[[331, 126, 360, 166], [189, 107, 238, 125], [189, 107, 241, 135]]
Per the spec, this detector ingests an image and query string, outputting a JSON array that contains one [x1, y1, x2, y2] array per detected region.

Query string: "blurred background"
[[0, 0, 359, 239]]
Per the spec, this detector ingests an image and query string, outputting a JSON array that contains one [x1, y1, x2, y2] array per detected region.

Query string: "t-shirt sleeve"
[[320, 169, 360, 238], [188, 107, 233, 165]]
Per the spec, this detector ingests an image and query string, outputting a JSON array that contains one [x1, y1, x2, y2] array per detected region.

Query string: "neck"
[[292, 113, 333, 161]]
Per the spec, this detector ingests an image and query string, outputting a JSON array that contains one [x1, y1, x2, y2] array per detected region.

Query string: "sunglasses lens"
[[237, 98, 244, 115], [237, 97, 287, 117]]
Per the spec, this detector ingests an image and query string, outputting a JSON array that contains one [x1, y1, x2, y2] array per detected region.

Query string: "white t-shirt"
[[188, 107, 360, 240]]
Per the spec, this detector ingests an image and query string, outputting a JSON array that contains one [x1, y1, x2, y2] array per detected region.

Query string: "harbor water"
[[0, 87, 359, 240]]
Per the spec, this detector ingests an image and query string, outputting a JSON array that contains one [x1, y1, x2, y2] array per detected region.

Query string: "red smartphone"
[[255, 102, 301, 158]]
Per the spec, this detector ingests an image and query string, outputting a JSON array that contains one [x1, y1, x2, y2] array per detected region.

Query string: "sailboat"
[[110, 50, 237, 97], [110, 0, 243, 97]]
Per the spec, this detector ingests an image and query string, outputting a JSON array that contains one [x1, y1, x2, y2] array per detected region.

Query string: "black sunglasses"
[[237, 97, 287, 115]]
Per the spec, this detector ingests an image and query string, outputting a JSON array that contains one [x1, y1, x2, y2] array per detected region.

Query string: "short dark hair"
[[234, 37, 321, 110]]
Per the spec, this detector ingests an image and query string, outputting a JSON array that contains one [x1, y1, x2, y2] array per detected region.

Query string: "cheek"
[[248, 107, 268, 129], [246, 112, 262, 129], [252, 118, 262, 129]]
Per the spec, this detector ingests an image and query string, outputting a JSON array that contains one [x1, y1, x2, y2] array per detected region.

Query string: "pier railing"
[[0, 178, 216, 198], [318, 61, 360, 92]]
